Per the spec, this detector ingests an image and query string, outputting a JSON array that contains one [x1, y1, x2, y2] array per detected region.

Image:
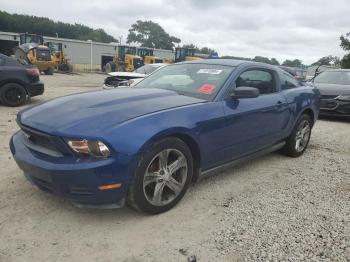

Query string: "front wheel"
[[105, 62, 115, 73], [282, 114, 312, 157], [127, 137, 193, 214]]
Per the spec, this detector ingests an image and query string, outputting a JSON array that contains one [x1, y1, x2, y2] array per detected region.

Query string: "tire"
[[0, 83, 27, 107], [105, 62, 115, 73], [44, 68, 54, 75], [58, 64, 69, 72], [127, 137, 193, 214], [282, 114, 312, 157]]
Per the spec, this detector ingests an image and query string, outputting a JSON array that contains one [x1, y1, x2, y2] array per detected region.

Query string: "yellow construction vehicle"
[[45, 42, 72, 72], [105, 45, 143, 73], [14, 33, 55, 75], [137, 47, 163, 64], [174, 47, 202, 63]]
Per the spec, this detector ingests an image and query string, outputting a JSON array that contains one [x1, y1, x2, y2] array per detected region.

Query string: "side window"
[[281, 73, 299, 90], [236, 69, 275, 94]]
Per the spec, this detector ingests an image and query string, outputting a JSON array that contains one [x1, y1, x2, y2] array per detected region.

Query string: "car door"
[[222, 67, 290, 162]]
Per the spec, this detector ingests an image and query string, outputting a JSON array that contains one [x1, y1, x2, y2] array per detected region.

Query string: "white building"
[[0, 31, 174, 71]]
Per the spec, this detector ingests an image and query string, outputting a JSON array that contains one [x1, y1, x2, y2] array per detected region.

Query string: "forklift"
[[14, 33, 55, 75], [105, 45, 143, 73], [174, 47, 202, 63], [137, 47, 163, 64], [45, 42, 72, 72]]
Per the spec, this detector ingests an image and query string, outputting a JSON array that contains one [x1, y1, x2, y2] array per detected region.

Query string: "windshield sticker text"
[[197, 69, 222, 75]]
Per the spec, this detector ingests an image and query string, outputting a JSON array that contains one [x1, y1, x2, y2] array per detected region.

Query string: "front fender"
[[137, 127, 199, 154]]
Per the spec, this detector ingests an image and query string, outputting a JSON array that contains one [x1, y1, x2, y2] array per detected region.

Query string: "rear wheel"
[[58, 63, 71, 72], [282, 114, 312, 157], [0, 83, 27, 107], [44, 68, 54, 75], [127, 137, 193, 214]]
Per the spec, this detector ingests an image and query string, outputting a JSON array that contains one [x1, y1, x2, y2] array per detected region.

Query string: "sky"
[[1, 0, 349, 64]]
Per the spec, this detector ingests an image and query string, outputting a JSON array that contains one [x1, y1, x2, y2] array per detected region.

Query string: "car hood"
[[18, 88, 205, 136], [315, 83, 350, 96], [108, 72, 146, 78]]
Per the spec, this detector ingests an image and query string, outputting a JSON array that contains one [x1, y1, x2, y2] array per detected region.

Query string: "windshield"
[[134, 63, 234, 100], [314, 71, 350, 85]]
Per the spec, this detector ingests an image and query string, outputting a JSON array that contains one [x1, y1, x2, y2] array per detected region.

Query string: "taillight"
[[26, 68, 40, 76]]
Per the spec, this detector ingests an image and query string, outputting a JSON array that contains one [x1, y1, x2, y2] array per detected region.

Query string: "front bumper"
[[320, 98, 350, 117], [10, 130, 134, 207], [26, 81, 44, 97]]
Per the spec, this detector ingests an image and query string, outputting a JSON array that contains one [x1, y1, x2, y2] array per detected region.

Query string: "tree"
[[282, 59, 303, 67], [220, 55, 251, 61], [199, 47, 217, 55], [182, 44, 199, 52], [0, 10, 116, 43], [341, 54, 350, 69], [311, 55, 340, 66], [127, 20, 180, 50], [340, 33, 350, 51], [251, 56, 280, 65], [270, 58, 280, 65], [252, 56, 271, 64], [340, 32, 350, 68], [181, 44, 218, 55]]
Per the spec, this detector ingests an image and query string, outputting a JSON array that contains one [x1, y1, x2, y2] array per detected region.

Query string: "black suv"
[[0, 53, 44, 107]]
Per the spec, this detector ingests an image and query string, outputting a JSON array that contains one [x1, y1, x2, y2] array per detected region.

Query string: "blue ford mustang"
[[10, 60, 320, 214]]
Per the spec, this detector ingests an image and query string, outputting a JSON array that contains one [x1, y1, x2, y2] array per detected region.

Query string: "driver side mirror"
[[230, 86, 260, 99]]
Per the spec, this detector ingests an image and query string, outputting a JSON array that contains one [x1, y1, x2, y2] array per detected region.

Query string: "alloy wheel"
[[143, 149, 188, 206], [295, 120, 311, 152]]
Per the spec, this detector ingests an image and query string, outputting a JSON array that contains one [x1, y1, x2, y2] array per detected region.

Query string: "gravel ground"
[[0, 73, 349, 262]]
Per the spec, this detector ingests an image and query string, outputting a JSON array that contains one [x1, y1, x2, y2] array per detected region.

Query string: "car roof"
[[148, 63, 167, 66], [179, 58, 277, 68], [323, 69, 350, 72]]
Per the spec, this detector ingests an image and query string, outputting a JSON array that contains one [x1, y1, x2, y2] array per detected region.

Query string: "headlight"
[[336, 95, 350, 102], [66, 139, 110, 158]]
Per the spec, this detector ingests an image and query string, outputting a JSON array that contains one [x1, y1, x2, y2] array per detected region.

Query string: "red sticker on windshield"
[[198, 84, 216, 94]]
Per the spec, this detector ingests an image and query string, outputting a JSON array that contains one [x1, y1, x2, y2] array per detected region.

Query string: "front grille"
[[69, 186, 93, 196], [19, 125, 64, 157], [22, 128, 58, 152]]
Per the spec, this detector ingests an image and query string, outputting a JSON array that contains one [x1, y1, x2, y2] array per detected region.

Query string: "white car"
[[103, 63, 166, 89]]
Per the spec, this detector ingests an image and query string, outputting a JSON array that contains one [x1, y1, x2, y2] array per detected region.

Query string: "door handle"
[[276, 101, 284, 108], [275, 100, 284, 109]]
